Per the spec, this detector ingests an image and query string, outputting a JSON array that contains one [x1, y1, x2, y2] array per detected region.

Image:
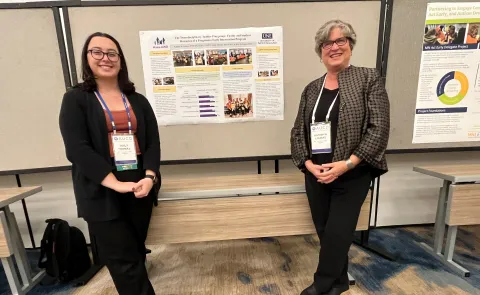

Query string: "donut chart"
[[436, 71, 469, 105]]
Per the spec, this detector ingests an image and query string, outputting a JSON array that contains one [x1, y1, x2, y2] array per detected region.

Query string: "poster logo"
[[262, 33, 273, 39], [152, 37, 168, 49], [154, 37, 166, 45], [468, 131, 480, 138]]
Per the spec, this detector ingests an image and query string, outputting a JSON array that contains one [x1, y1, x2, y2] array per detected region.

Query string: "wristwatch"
[[145, 174, 157, 184], [345, 159, 355, 170]]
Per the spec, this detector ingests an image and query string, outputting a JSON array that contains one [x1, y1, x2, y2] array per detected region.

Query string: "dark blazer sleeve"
[[353, 70, 390, 165], [290, 86, 309, 172], [59, 90, 112, 184], [140, 94, 161, 176]]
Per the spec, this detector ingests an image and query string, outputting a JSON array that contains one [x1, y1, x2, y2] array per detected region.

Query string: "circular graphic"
[[436, 71, 469, 105], [444, 79, 461, 97]]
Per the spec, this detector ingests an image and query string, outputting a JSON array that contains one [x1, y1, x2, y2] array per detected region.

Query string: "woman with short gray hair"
[[290, 20, 390, 295]]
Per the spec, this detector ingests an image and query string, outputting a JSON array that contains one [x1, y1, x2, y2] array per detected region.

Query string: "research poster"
[[412, 2, 480, 143], [139, 26, 284, 126]]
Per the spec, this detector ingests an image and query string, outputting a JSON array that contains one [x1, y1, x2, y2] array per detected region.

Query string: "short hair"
[[469, 24, 479, 35], [315, 20, 357, 57]]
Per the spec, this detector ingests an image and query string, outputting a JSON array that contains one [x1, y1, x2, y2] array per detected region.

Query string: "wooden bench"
[[146, 173, 373, 285], [147, 173, 371, 244]]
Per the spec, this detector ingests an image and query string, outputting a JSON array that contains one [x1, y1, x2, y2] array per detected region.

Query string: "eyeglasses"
[[88, 49, 121, 62], [321, 37, 349, 50]]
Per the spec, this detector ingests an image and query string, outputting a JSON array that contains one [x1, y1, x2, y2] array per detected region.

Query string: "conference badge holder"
[[311, 122, 332, 154], [95, 90, 138, 171], [310, 75, 338, 155], [112, 134, 138, 171]]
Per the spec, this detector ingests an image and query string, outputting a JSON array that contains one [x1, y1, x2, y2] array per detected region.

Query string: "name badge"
[[310, 122, 332, 154], [112, 134, 138, 171]]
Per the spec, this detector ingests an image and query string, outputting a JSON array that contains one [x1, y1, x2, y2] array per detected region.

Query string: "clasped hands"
[[115, 178, 154, 198], [306, 160, 349, 184]]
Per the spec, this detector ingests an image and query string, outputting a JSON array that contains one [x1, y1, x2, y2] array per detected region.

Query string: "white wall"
[[2, 151, 479, 249]]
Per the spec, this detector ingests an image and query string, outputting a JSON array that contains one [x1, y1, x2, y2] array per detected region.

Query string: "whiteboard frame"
[[4, 0, 479, 176]]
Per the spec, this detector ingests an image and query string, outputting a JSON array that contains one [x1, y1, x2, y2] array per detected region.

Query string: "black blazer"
[[291, 66, 390, 178], [59, 86, 161, 222]]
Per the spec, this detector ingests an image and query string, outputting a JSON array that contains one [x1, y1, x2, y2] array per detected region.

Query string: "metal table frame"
[[0, 187, 46, 295], [413, 166, 480, 278]]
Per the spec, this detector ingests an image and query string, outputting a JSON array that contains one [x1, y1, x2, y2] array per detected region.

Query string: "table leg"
[[431, 187, 442, 251], [1, 207, 45, 294], [2, 256, 22, 295], [420, 180, 449, 256], [444, 225, 470, 277], [4, 207, 32, 286], [419, 181, 471, 277], [433, 181, 449, 254]]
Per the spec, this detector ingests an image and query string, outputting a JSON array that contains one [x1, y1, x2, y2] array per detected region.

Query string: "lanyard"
[[312, 76, 339, 123], [95, 91, 132, 134]]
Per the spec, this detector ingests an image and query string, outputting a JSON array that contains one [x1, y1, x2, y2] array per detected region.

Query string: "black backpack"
[[38, 218, 91, 283]]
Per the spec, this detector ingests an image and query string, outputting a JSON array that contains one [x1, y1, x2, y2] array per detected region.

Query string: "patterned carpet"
[[0, 225, 478, 295]]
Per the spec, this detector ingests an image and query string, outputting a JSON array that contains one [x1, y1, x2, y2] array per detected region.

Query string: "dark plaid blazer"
[[290, 65, 390, 177]]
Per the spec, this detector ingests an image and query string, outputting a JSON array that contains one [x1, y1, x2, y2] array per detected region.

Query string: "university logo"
[[262, 33, 273, 39], [467, 131, 480, 138]]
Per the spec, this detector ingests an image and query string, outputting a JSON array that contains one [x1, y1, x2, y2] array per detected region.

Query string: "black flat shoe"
[[323, 283, 349, 295], [300, 284, 320, 295]]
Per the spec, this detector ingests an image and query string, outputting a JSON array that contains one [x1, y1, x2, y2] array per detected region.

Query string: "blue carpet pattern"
[[0, 250, 73, 295], [0, 225, 477, 294]]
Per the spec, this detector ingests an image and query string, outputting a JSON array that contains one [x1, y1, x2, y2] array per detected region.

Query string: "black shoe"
[[323, 283, 349, 295], [300, 284, 320, 295], [301, 282, 349, 295]]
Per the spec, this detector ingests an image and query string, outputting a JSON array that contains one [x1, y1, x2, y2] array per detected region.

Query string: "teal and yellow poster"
[[413, 2, 480, 143]]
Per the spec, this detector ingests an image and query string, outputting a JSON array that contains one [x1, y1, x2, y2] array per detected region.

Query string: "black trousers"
[[88, 190, 155, 295], [305, 166, 372, 292]]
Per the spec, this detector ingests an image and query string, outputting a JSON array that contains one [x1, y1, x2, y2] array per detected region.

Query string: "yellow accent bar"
[[256, 46, 281, 53], [150, 50, 171, 56], [153, 86, 177, 93], [175, 66, 220, 73], [223, 65, 254, 71], [256, 78, 281, 82]]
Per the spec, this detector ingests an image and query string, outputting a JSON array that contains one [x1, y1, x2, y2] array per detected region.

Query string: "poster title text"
[[175, 33, 252, 43]]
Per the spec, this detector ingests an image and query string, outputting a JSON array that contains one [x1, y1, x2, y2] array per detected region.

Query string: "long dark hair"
[[452, 27, 466, 45], [76, 32, 135, 94]]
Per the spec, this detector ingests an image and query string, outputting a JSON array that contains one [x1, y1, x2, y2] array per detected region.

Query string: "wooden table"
[[413, 164, 480, 277], [0, 186, 46, 294]]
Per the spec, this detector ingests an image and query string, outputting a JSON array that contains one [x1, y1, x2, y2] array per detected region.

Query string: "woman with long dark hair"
[[59, 32, 160, 295]]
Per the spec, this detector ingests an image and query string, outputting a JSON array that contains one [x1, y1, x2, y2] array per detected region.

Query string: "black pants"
[[89, 191, 155, 295], [305, 166, 372, 292]]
